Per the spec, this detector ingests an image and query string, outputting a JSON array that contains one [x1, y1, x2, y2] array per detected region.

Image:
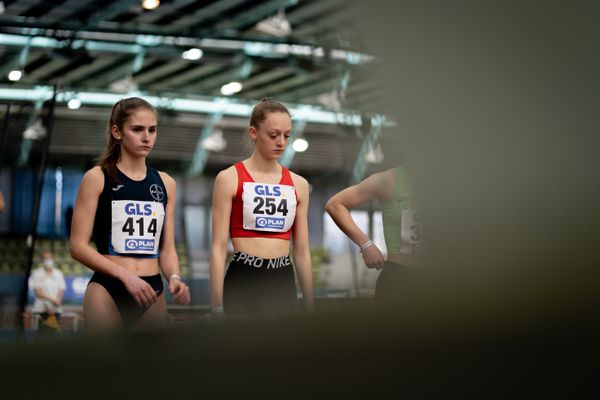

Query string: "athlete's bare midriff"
[[387, 253, 422, 269], [104, 254, 160, 276], [232, 237, 290, 259]]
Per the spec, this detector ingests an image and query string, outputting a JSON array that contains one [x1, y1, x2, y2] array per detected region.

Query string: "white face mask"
[[43, 259, 54, 269]]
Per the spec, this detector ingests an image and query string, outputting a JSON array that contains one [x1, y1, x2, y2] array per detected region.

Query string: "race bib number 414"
[[242, 182, 296, 232], [111, 200, 165, 254]]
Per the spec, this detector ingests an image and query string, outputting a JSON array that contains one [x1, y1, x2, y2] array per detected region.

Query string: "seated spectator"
[[28, 250, 66, 337]]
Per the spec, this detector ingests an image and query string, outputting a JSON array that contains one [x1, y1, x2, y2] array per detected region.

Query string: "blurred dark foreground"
[[2, 274, 598, 399], [3, 0, 599, 397]]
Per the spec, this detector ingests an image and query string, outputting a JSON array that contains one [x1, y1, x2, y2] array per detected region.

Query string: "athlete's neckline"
[[240, 161, 284, 184], [116, 166, 148, 182]]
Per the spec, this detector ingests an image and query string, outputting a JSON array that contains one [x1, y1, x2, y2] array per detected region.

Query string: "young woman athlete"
[[70, 97, 190, 332], [325, 166, 424, 301], [210, 98, 314, 319]]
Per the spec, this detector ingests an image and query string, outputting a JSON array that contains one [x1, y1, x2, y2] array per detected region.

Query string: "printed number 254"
[[253, 197, 288, 216]]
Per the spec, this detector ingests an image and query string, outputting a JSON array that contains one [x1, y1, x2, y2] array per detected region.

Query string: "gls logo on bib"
[[254, 185, 281, 196], [124, 203, 153, 216]]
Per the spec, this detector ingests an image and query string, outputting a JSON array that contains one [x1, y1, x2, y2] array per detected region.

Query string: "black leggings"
[[375, 261, 418, 304], [88, 272, 163, 326], [223, 251, 298, 319]]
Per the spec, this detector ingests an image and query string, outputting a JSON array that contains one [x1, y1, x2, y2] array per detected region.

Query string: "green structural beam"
[[279, 118, 307, 168], [351, 114, 385, 184], [17, 100, 44, 167], [187, 110, 224, 177], [0, 32, 374, 67], [0, 86, 366, 126], [0, 38, 31, 76]]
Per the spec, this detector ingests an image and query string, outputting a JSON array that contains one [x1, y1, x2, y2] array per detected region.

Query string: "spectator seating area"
[[0, 236, 191, 278]]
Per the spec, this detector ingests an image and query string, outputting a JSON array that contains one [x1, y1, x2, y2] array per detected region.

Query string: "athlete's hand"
[[168, 276, 190, 305], [121, 272, 158, 308], [361, 245, 385, 270], [304, 298, 316, 313]]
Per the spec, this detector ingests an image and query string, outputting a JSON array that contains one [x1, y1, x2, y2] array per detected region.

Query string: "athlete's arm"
[[209, 167, 236, 314], [158, 172, 190, 305], [32, 282, 60, 305], [70, 166, 157, 308], [324, 169, 393, 269], [56, 288, 64, 305], [291, 174, 314, 310]]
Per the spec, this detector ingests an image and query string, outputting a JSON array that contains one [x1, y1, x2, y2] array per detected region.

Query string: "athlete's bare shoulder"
[[77, 166, 105, 198], [157, 170, 176, 187], [361, 168, 395, 202], [380, 168, 397, 187], [81, 166, 104, 186], [85, 165, 103, 177], [157, 171, 177, 200], [214, 164, 239, 195], [216, 164, 237, 181], [289, 170, 308, 188]]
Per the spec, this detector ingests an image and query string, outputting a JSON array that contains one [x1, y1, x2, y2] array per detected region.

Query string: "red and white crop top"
[[229, 161, 297, 240]]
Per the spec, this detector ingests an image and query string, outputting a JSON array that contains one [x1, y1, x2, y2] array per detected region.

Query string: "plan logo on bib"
[[149, 184, 164, 201], [125, 238, 155, 251], [256, 217, 285, 230]]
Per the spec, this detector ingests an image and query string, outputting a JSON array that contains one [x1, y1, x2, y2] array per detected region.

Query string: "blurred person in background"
[[210, 98, 314, 319], [70, 97, 190, 333], [28, 250, 66, 337], [325, 166, 423, 303], [0, 190, 5, 214]]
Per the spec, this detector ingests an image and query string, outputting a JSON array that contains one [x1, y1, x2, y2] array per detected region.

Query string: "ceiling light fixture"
[[182, 48, 203, 60], [23, 120, 46, 140], [142, 0, 160, 11], [109, 76, 139, 93], [292, 137, 309, 152], [8, 69, 22, 81], [220, 81, 243, 96], [365, 142, 384, 164], [67, 98, 81, 110], [202, 128, 227, 152], [255, 10, 292, 37]]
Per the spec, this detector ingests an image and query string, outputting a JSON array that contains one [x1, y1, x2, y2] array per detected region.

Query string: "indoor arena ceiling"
[[0, 0, 381, 114], [0, 0, 387, 177]]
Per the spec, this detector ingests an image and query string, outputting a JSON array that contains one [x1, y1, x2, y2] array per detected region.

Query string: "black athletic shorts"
[[223, 251, 298, 319], [375, 261, 418, 304], [88, 272, 163, 325]]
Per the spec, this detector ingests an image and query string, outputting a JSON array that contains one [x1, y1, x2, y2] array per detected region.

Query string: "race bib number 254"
[[242, 182, 296, 232]]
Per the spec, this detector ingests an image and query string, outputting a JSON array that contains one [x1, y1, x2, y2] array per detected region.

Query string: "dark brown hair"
[[96, 97, 156, 183], [249, 97, 291, 128]]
